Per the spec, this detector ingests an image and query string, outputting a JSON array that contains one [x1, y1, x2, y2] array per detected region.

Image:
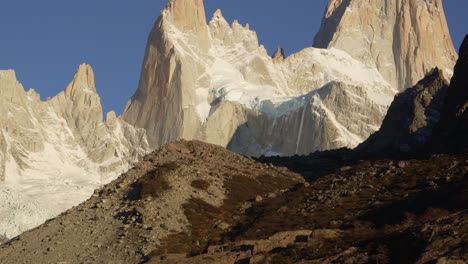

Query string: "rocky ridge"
[[356, 68, 449, 156]]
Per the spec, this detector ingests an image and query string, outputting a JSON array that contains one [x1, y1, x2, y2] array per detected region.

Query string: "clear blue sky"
[[0, 0, 466, 115]]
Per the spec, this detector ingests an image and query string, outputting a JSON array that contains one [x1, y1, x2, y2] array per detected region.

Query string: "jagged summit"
[[0, 69, 17, 80], [162, 0, 211, 52], [314, 0, 457, 91], [0, 63, 149, 239], [122, 0, 396, 156], [213, 8, 223, 18], [63, 64, 97, 98], [122, 0, 458, 155], [271, 46, 285, 63], [164, 0, 207, 33], [208, 8, 230, 37]]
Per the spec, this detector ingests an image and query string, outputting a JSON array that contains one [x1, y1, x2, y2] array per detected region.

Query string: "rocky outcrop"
[[314, 0, 457, 91], [122, 0, 396, 156], [357, 68, 448, 156], [430, 34, 468, 153], [0, 64, 149, 238]]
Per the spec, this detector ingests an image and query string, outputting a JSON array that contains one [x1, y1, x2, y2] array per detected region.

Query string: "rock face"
[[430, 34, 468, 153], [228, 80, 390, 156], [314, 0, 457, 91], [122, 0, 396, 156], [0, 64, 149, 238], [357, 68, 448, 156]]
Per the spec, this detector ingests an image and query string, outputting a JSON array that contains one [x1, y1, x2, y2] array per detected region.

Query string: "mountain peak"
[[213, 8, 223, 18], [160, 0, 210, 51], [209, 8, 228, 27], [164, 0, 207, 34], [271, 46, 285, 63], [0, 70, 17, 81], [314, 0, 457, 91], [64, 64, 96, 98]]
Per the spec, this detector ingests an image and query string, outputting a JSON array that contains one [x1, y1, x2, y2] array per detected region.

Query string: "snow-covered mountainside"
[[122, 0, 397, 156], [314, 0, 457, 91], [0, 65, 149, 238]]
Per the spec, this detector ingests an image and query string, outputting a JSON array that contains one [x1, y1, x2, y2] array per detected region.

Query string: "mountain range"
[[0, 33, 466, 261], [121, 0, 456, 156], [0, 0, 463, 247]]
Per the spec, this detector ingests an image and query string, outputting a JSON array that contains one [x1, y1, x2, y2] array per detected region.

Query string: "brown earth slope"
[[0, 140, 303, 263], [153, 154, 467, 263], [0, 144, 466, 264]]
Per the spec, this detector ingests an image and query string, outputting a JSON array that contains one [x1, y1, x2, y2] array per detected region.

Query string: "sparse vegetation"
[[150, 170, 301, 257], [129, 162, 179, 200], [190, 179, 210, 190]]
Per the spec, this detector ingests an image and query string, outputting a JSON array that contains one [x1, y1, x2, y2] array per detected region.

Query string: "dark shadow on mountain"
[[359, 172, 467, 228], [256, 148, 359, 183], [355, 68, 448, 160]]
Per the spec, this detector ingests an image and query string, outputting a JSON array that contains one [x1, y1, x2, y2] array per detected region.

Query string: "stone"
[[216, 222, 230, 231], [255, 195, 263, 202], [340, 166, 352, 172], [397, 161, 407, 168]]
